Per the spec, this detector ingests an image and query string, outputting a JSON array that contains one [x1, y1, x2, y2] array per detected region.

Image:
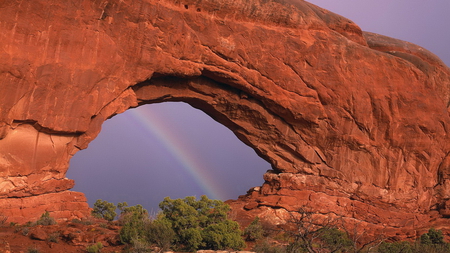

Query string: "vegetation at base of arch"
[[251, 227, 450, 253], [91, 199, 118, 221], [247, 207, 450, 253], [92, 195, 245, 252], [244, 216, 265, 241], [158, 195, 246, 251], [89, 199, 450, 253], [376, 228, 450, 253], [35, 211, 57, 226], [118, 202, 149, 244]]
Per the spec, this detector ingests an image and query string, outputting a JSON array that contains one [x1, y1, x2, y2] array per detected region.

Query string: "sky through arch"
[[67, 102, 270, 213]]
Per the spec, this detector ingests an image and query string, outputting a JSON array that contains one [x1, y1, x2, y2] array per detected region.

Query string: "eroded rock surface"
[[0, 0, 449, 239]]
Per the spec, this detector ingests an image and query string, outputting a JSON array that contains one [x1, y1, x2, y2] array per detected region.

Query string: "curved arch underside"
[[0, 0, 450, 240]]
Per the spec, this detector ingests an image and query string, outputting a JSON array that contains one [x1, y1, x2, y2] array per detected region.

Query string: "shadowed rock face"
[[0, 0, 449, 239]]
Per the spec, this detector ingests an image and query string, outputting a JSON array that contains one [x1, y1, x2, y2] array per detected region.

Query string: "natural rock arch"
[[0, 0, 450, 240]]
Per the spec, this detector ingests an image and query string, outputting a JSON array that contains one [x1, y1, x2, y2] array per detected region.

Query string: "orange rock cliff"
[[0, 0, 449, 240]]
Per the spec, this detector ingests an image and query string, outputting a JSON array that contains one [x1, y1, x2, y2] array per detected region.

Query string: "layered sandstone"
[[0, 0, 449, 240]]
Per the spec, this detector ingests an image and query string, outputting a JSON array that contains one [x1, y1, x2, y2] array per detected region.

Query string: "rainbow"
[[126, 105, 224, 200]]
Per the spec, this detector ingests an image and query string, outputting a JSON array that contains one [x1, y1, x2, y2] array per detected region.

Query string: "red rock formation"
[[0, 0, 449, 240]]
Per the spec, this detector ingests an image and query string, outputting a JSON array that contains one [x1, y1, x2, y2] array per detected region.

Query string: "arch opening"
[[67, 101, 270, 213]]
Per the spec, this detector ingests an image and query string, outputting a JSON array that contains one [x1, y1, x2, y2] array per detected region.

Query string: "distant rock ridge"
[[0, 0, 449, 241]]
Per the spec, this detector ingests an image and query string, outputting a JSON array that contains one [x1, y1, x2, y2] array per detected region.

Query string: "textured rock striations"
[[0, 0, 449, 240]]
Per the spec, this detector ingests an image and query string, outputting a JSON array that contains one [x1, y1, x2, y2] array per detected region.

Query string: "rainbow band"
[[127, 106, 223, 200]]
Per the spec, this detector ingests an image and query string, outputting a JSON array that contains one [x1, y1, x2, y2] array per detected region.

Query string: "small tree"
[[282, 207, 354, 253], [244, 217, 264, 241], [158, 195, 246, 251], [86, 242, 103, 253], [147, 216, 176, 252], [342, 219, 385, 252], [92, 199, 116, 221], [119, 204, 149, 244], [421, 228, 445, 245], [36, 211, 56, 226], [202, 219, 246, 250], [253, 239, 286, 253], [283, 207, 328, 253], [378, 241, 413, 253], [318, 227, 353, 253]]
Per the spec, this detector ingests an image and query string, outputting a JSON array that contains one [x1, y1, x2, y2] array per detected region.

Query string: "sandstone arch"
[[1, 0, 450, 239]]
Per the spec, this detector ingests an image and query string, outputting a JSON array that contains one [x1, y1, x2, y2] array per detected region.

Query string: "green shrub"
[[158, 195, 246, 251], [378, 241, 414, 253], [286, 240, 308, 253], [119, 204, 148, 222], [202, 219, 246, 250], [48, 232, 60, 243], [27, 246, 40, 253], [21, 227, 30, 236], [253, 239, 287, 253], [179, 227, 204, 251], [36, 211, 56, 226], [92, 199, 117, 221], [318, 227, 353, 252], [146, 217, 175, 252], [86, 242, 103, 253], [244, 217, 264, 241], [130, 237, 151, 253], [417, 243, 450, 253], [421, 228, 445, 245], [119, 204, 149, 244]]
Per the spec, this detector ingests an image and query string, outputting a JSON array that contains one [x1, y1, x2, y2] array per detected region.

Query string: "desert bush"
[[378, 241, 450, 253], [146, 217, 175, 252], [421, 228, 445, 246], [119, 204, 149, 244], [20, 227, 30, 236], [86, 242, 103, 253], [253, 239, 287, 253], [378, 241, 414, 253], [418, 244, 450, 253], [27, 246, 40, 253], [92, 199, 117, 221], [282, 207, 339, 253], [21, 227, 30, 236], [317, 227, 353, 252], [158, 195, 245, 251], [130, 237, 151, 253], [0, 215, 7, 226], [416, 228, 450, 253], [48, 232, 60, 243], [24, 221, 34, 227], [202, 219, 246, 250], [245, 216, 264, 241], [36, 211, 56, 226]]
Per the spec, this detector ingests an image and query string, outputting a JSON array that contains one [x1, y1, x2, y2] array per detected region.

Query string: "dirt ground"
[[0, 219, 126, 253]]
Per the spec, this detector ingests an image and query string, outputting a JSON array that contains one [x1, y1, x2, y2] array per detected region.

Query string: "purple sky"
[[308, 0, 450, 66], [67, 0, 450, 213]]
